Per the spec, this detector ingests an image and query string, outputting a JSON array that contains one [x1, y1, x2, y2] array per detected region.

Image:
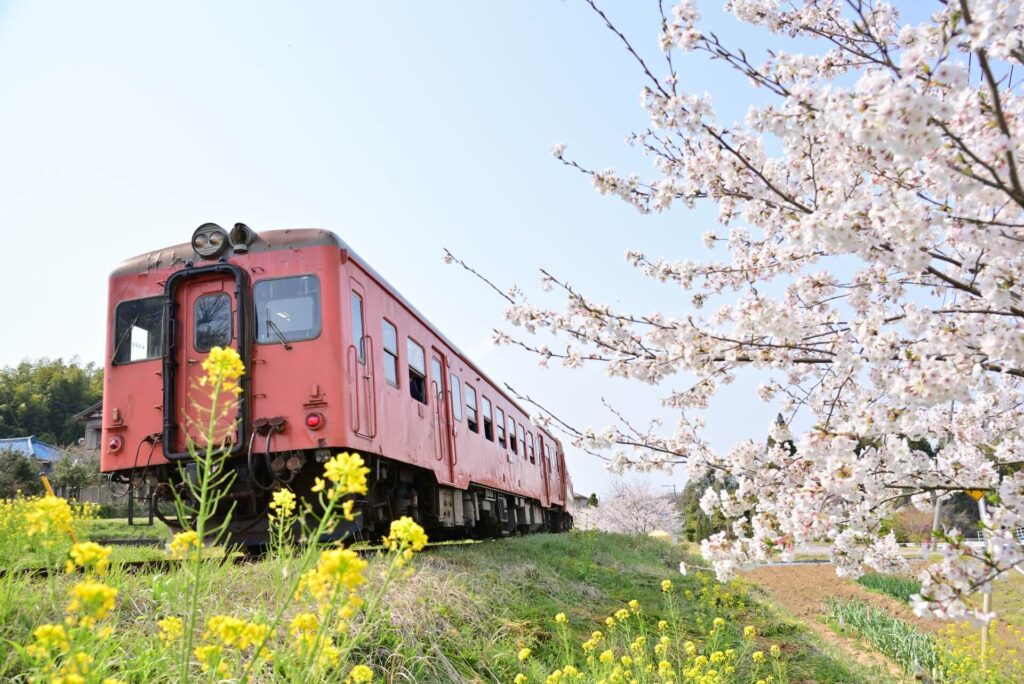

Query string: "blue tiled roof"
[[0, 436, 66, 463]]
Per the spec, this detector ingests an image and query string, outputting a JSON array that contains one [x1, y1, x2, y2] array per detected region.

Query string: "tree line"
[[0, 358, 103, 498]]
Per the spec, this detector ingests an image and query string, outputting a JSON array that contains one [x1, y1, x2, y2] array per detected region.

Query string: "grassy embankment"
[[0, 530, 886, 682]]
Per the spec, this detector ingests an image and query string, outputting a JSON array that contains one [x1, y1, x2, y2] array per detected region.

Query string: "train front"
[[101, 223, 349, 547]]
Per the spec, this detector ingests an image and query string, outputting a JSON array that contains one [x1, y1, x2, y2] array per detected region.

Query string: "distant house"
[[0, 435, 66, 473], [73, 401, 103, 451]]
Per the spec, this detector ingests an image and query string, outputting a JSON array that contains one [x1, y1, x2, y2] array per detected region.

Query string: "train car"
[[101, 223, 573, 545]]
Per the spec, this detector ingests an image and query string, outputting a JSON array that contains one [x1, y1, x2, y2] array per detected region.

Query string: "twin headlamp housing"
[[191, 222, 256, 259]]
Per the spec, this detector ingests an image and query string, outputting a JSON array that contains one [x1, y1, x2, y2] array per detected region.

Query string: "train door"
[[348, 280, 376, 438], [172, 274, 242, 455], [538, 434, 551, 502], [430, 351, 456, 483]]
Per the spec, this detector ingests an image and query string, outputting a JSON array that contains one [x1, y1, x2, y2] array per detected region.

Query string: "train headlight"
[[305, 412, 325, 430], [191, 223, 230, 259]]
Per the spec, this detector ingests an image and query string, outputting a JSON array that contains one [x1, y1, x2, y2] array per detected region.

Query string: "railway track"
[[2, 537, 483, 579]]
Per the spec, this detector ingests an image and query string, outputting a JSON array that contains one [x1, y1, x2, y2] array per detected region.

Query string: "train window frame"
[[508, 415, 518, 454], [465, 384, 478, 433], [450, 373, 463, 422], [481, 396, 493, 441], [527, 432, 536, 464], [518, 423, 526, 460], [407, 337, 427, 404], [351, 291, 365, 364], [496, 407, 506, 447], [382, 319, 399, 388], [253, 274, 322, 345], [545, 443, 553, 473], [112, 296, 164, 365], [193, 292, 233, 353]]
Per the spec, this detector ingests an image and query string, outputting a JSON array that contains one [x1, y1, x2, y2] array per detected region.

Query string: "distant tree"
[[0, 358, 102, 445], [587, 493, 599, 507], [887, 508, 937, 544], [0, 450, 43, 498], [576, 480, 680, 535], [50, 447, 100, 500], [677, 473, 731, 543]]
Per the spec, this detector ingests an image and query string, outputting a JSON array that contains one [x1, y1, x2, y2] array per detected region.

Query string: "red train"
[[101, 223, 573, 545]]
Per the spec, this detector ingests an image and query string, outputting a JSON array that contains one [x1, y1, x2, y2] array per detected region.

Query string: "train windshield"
[[112, 296, 164, 364], [254, 275, 321, 344]]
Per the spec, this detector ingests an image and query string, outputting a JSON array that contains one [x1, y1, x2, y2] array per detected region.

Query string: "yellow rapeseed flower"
[[65, 579, 117, 629], [599, 649, 615, 664], [744, 625, 757, 639], [346, 664, 374, 682], [514, 675, 528, 684], [518, 647, 532, 661], [753, 651, 766, 664], [195, 644, 229, 675], [66, 541, 112, 576], [384, 516, 428, 553], [25, 623, 70, 658], [269, 488, 296, 519], [555, 612, 568, 624], [657, 620, 668, 631], [289, 612, 319, 636], [661, 579, 673, 592], [24, 495, 74, 548], [202, 346, 245, 389], [323, 452, 370, 496], [296, 548, 367, 603], [770, 644, 781, 658], [53, 652, 95, 682], [168, 530, 202, 560], [158, 616, 184, 644], [628, 599, 639, 611]]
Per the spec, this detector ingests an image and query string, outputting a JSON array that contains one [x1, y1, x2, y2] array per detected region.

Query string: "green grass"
[[409, 531, 887, 683], [856, 573, 922, 603], [82, 517, 169, 541], [0, 531, 888, 683], [825, 598, 939, 677]]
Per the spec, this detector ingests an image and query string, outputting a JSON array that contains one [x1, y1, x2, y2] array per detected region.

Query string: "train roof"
[[111, 228, 558, 447]]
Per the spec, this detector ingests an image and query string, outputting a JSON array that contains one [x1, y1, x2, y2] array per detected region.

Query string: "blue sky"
[[0, 1, 797, 496]]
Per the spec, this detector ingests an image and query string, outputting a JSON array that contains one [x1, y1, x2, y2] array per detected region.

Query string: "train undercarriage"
[[115, 448, 572, 549]]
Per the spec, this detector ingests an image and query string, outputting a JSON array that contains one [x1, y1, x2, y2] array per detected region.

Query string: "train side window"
[[508, 416, 518, 454], [465, 384, 478, 433], [518, 424, 526, 460], [481, 396, 493, 441], [450, 373, 463, 422], [254, 275, 321, 344], [496, 408, 506, 447], [351, 291, 365, 364], [382, 319, 398, 388], [407, 338, 427, 403], [527, 432, 536, 464], [194, 292, 233, 352], [112, 296, 164, 364]]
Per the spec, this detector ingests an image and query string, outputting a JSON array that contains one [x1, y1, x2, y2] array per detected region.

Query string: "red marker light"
[[305, 413, 324, 430], [108, 435, 124, 453]]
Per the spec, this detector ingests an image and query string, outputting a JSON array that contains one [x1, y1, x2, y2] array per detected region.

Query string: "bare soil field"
[[742, 565, 948, 679], [743, 565, 942, 634]]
